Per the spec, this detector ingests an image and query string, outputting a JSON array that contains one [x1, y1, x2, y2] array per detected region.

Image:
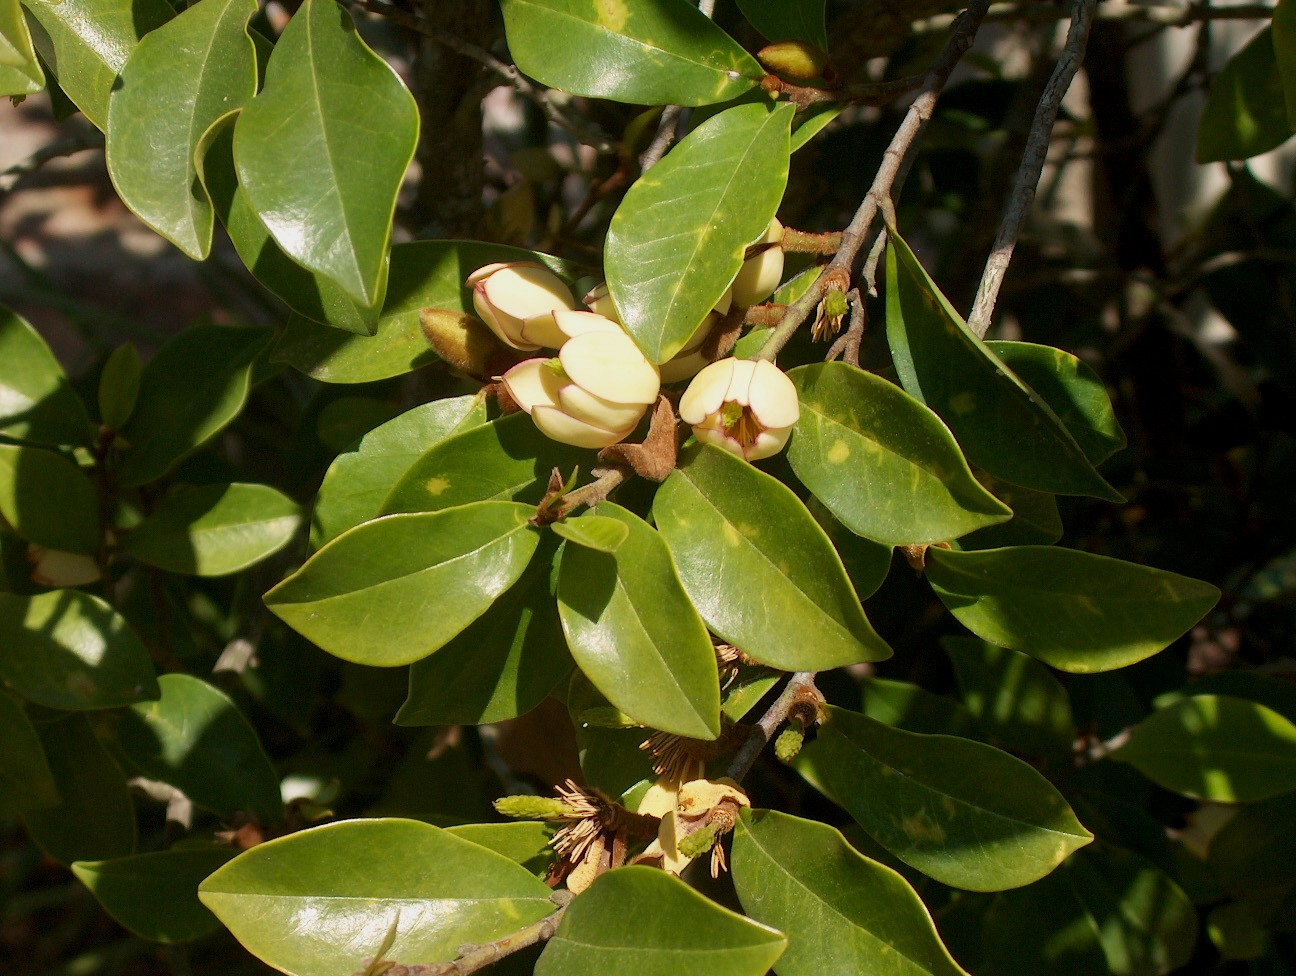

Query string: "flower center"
[[721, 401, 763, 448]]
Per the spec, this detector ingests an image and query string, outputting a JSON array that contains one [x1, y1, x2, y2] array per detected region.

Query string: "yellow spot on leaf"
[[596, 0, 629, 31], [722, 522, 742, 546], [901, 809, 946, 845], [827, 439, 850, 464], [425, 476, 451, 496]]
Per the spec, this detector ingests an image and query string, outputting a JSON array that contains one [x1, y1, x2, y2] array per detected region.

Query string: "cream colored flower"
[[502, 330, 660, 448], [679, 358, 799, 461], [731, 219, 784, 307], [467, 262, 574, 351], [635, 776, 750, 877], [659, 288, 732, 383]]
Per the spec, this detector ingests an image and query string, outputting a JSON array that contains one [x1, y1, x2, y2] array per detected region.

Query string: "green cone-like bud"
[[494, 795, 572, 820], [678, 823, 722, 859], [775, 726, 805, 763]]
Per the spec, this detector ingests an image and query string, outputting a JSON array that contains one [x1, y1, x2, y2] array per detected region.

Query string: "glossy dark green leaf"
[[0, 443, 100, 553], [1, 0, 44, 96], [0, 692, 58, 814], [444, 822, 555, 880], [736, 0, 827, 45], [607, 102, 793, 363], [984, 341, 1125, 465], [0, 591, 159, 710], [942, 636, 1073, 763], [1112, 695, 1296, 802], [272, 241, 576, 382], [886, 231, 1122, 501], [234, 0, 417, 305], [859, 676, 983, 739], [199, 111, 384, 336], [550, 514, 629, 553], [926, 546, 1221, 673], [265, 502, 541, 667], [21, 713, 135, 864], [383, 412, 590, 516], [804, 497, 892, 600], [200, 818, 556, 976], [789, 103, 839, 152], [23, 0, 174, 129], [116, 673, 282, 823], [1198, 27, 1291, 162], [500, 0, 762, 106], [795, 706, 1092, 891], [558, 503, 720, 739], [1209, 791, 1296, 896], [72, 847, 236, 943], [105, 0, 257, 258], [952, 477, 1062, 549], [0, 306, 93, 447], [1277, 0, 1296, 124], [312, 395, 486, 547], [982, 844, 1196, 976], [398, 537, 571, 726], [733, 809, 969, 976], [116, 325, 272, 486], [122, 482, 301, 576], [655, 444, 890, 671], [788, 362, 1010, 545], [537, 866, 786, 976], [97, 343, 141, 430]]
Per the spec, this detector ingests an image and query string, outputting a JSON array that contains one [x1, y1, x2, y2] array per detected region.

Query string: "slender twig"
[[756, 0, 993, 362], [764, 73, 926, 109], [555, 467, 628, 516], [825, 287, 867, 366], [912, 0, 1275, 35], [968, 0, 1099, 337], [726, 672, 822, 782], [0, 130, 103, 200], [639, 105, 685, 172], [352, 0, 616, 153]]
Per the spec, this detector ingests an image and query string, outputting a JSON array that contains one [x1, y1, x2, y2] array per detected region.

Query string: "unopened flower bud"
[[503, 330, 660, 449], [419, 308, 512, 379], [757, 40, 831, 82], [659, 288, 733, 383], [582, 282, 620, 323], [467, 262, 574, 351], [731, 219, 784, 307], [679, 358, 799, 461]]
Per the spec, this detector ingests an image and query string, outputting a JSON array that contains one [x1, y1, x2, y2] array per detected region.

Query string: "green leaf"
[[982, 843, 1196, 976], [736, 0, 827, 46], [198, 111, 385, 336], [0, 590, 159, 710], [1198, 29, 1292, 162], [925, 546, 1221, 673], [234, 0, 418, 305], [536, 866, 786, 976], [952, 477, 1062, 549], [654, 444, 890, 671], [886, 231, 1122, 501], [499, 0, 762, 106], [272, 240, 576, 382], [97, 343, 141, 430], [265, 502, 541, 667], [72, 847, 236, 943], [984, 341, 1126, 465], [105, 0, 257, 259], [0, 443, 100, 553], [21, 713, 135, 864], [551, 514, 629, 552], [794, 706, 1092, 891], [790, 102, 840, 152], [1277, 0, 1296, 126], [1111, 695, 1296, 802], [122, 482, 301, 576], [1209, 791, 1296, 896], [382, 412, 591, 516], [0, 305, 93, 447], [116, 325, 271, 486], [607, 102, 793, 363], [0, 691, 58, 814], [859, 676, 983, 739], [397, 537, 572, 726], [788, 362, 1011, 546], [22, 0, 174, 129], [732, 809, 969, 976], [803, 497, 892, 600], [1, 0, 43, 96], [199, 818, 556, 976], [942, 636, 1073, 763], [444, 822, 556, 880], [115, 673, 282, 823], [558, 503, 720, 739], [312, 395, 486, 548]]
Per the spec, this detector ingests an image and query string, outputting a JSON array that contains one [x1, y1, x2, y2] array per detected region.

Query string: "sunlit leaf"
[[1198, 25, 1291, 162], [0, 306, 93, 448], [0, 0, 44, 96], [0, 443, 100, 553]]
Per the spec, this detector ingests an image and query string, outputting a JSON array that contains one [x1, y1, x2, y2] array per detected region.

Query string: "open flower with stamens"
[[679, 358, 799, 461], [502, 326, 660, 448], [467, 262, 574, 351], [635, 777, 750, 878]]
